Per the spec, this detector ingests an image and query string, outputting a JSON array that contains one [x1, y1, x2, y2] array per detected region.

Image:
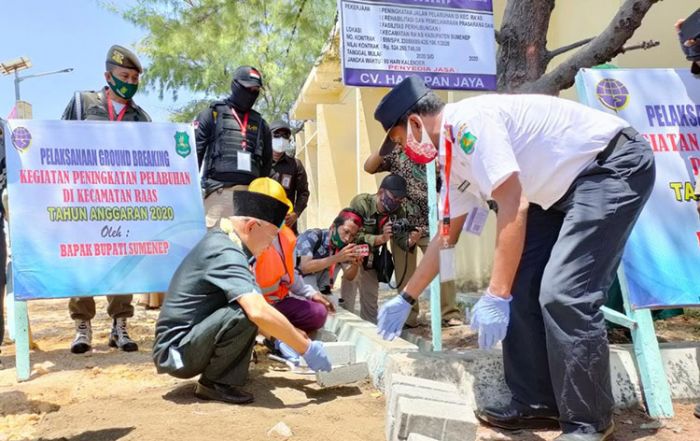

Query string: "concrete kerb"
[[323, 309, 419, 390], [384, 342, 700, 411]]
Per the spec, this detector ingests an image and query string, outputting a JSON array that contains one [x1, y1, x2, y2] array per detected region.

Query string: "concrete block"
[[386, 383, 467, 441], [301, 342, 355, 367], [389, 374, 460, 393], [394, 396, 477, 441], [407, 434, 438, 441], [316, 362, 369, 387], [323, 309, 418, 389], [313, 328, 338, 342]]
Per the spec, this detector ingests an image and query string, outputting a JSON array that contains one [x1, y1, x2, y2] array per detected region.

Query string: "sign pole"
[[426, 160, 442, 351], [9, 261, 31, 381]]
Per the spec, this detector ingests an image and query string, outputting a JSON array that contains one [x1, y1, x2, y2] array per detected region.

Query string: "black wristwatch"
[[400, 291, 416, 305]]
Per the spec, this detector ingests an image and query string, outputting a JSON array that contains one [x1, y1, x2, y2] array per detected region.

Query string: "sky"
[[0, 0, 193, 121]]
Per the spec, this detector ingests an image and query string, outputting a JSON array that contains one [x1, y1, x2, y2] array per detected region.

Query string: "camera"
[[391, 218, 418, 234]]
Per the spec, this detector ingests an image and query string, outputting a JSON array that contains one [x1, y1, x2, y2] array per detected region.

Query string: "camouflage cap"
[[105, 45, 142, 73]]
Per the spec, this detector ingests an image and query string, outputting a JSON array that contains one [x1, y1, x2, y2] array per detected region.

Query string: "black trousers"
[[157, 304, 258, 386], [502, 129, 655, 434]]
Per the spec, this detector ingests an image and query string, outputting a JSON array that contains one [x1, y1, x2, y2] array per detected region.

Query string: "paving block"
[[314, 328, 338, 342], [394, 396, 477, 441], [386, 382, 466, 441], [407, 435, 439, 441], [316, 362, 369, 387], [301, 342, 355, 367], [389, 374, 460, 393]]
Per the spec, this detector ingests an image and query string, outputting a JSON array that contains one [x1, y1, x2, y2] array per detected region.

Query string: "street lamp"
[[0, 56, 73, 101]]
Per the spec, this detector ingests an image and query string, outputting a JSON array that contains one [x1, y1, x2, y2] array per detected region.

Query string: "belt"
[[596, 127, 639, 163]]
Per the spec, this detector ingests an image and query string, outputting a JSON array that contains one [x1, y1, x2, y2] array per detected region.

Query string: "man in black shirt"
[[195, 66, 273, 229]]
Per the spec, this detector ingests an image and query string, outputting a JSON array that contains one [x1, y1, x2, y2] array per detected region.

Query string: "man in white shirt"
[[374, 76, 655, 441]]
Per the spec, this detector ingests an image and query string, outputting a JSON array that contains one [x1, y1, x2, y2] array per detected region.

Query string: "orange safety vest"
[[255, 225, 297, 304]]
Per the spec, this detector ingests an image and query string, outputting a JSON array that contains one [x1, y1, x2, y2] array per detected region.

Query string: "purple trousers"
[[273, 296, 327, 333]]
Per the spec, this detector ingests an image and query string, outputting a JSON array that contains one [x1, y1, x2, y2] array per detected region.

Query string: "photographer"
[[340, 174, 414, 323], [296, 209, 365, 307], [365, 144, 462, 327]]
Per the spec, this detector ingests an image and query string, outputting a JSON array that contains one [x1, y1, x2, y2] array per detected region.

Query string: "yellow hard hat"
[[248, 177, 293, 214]]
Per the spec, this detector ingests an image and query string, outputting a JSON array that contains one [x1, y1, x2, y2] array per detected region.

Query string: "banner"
[[338, 0, 497, 90], [576, 68, 700, 309], [3, 120, 206, 300]]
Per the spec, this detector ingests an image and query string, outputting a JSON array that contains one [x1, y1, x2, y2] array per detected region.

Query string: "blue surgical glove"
[[377, 294, 412, 341], [302, 341, 332, 372], [469, 290, 512, 349], [275, 339, 301, 366]]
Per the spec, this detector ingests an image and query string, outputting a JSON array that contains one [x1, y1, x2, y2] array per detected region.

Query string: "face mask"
[[380, 191, 401, 213], [109, 73, 138, 100], [331, 227, 346, 249], [404, 115, 437, 164], [230, 80, 259, 111], [272, 137, 290, 153]]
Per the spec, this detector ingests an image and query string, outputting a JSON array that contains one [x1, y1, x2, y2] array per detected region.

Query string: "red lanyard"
[[441, 131, 453, 239], [231, 108, 250, 150], [106, 91, 129, 122]]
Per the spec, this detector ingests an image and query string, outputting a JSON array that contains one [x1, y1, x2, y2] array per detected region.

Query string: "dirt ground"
[[1, 297, 699, 441], [0, 298, 385, 441]]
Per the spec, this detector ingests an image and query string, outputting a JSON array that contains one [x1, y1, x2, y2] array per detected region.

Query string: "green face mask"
[[331, 227, 345, 249], [109, 73, 138, 100]]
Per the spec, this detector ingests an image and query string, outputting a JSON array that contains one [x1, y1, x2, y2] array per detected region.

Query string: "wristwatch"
[[400, 291, 416, 305]]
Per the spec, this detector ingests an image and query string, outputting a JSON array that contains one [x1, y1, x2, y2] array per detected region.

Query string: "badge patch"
[[281, 174, 292, 189], [111, 50, 125, 64], [174, 131, 192, 158], [457, 124, 477, 154]]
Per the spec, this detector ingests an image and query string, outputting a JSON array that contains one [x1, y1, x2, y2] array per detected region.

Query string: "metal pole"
[[14, 70, 20, 102]]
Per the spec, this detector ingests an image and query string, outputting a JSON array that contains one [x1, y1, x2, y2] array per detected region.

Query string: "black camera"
[[391, 218, 418, 234]]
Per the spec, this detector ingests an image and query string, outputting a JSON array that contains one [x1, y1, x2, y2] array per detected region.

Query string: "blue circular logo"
[[595, 79, 630, 111], [11, 127, 32, 151]]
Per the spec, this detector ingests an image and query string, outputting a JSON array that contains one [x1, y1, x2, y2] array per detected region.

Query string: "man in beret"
[[61, 44, 151, 355], [153, 178, 332, 404], [195, 66, 273, 230], [269, 120, 309, 234], [374, 76, 655, 441]]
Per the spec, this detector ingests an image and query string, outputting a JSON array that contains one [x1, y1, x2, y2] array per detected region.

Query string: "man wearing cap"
[[341, 174, 416, 323], [364, 140, 462, 328], [153, 177, 332, 405], [61, 44, 151, 355], [195, 66, 272, 230], [269, 120, 309, 234], [373, 76, 655, 441]]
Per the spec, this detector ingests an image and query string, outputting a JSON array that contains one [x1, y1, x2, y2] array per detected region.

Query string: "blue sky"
[[0, 1, 193, 121]]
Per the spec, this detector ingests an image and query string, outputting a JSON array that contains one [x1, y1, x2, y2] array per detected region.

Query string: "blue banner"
[[576, 68, 700, 309], [3, 120, 206, 300]]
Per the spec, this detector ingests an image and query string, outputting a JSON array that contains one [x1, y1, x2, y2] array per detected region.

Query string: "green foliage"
[[112, 0, 336, 122]]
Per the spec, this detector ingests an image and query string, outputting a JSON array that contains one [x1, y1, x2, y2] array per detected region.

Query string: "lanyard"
[[106, 91, 129, 122], [441, 131, 453, 240], [231, 108, 250, 150]]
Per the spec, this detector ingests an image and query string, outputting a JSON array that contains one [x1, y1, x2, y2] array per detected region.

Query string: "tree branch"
[[521, 0, 662, 95], [286, 0, 309, 57], [546, 37, 594, 61], [494, 30, 502, 45], [620, 39, 661, 53]]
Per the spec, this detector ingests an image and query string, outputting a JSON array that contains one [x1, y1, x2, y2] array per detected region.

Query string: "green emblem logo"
[[175, 131, 192, 158], [459, 131, 477, 155]]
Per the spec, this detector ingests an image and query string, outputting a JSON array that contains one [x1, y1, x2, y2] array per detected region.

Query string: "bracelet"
[[400, 291, 416, 305]]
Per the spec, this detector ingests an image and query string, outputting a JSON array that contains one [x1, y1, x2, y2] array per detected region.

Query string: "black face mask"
[[229, 80, 259, 112]]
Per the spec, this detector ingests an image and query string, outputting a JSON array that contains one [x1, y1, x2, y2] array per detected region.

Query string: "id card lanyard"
[[230, 108, 250, 150], [106, 91, 129, 122], [439, 129, 456, 282]]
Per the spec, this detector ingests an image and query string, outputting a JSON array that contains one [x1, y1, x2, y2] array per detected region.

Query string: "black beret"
[[105, 45, 143, 73], [374, 76, 430, 156], [233, 191, 288, 227]]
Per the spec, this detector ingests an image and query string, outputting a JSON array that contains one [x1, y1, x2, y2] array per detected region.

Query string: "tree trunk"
[[497, 0, 555, 91]]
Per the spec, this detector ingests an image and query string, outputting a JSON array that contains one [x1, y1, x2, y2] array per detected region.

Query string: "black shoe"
[[554, 423, 614, 441], [476, 404, 560, 430], [695, 403, 700, 419], [108, 318, 138, 352], [194, 379, 254, 405]]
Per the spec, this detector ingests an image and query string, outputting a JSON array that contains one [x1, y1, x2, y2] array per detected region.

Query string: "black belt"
[[596, 127, 638, 163]]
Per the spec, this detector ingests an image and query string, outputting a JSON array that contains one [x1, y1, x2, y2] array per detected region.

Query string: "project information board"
[[3, 120, 206, 299], [338, 0, 497, 90]]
